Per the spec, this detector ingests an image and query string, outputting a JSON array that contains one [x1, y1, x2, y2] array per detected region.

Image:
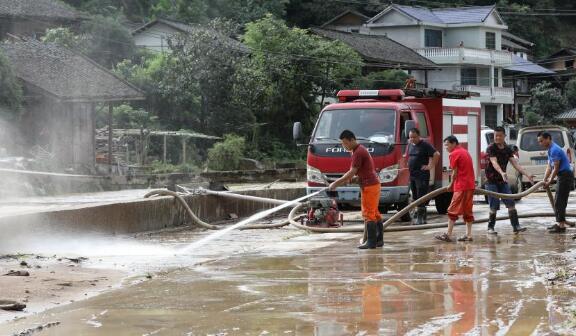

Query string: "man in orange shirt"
[[436, 135, 476, 242], [329, 130, 382, 249]]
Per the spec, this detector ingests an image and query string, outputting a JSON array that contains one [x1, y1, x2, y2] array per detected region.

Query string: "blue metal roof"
[[394, 5, 496, 24], [505, 55, 555, 74]]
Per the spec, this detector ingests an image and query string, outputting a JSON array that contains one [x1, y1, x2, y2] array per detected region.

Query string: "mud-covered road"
[[2, 192, 576, 335]]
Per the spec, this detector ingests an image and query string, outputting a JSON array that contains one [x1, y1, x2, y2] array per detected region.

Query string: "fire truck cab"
[[293, 89, 481, 217]]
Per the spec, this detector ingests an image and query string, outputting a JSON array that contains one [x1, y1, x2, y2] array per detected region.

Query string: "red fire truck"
[[293, 88, 481, 219]]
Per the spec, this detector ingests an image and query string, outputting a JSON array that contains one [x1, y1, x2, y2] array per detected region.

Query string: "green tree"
[[565, 78, 576, 108], [166, 19, 255, 135], [526, 82, 567, 123], [351, 70, 410, 90], [242, 15, 362, 147], [41, 27, 79, 49], [0, 51, 22, 119], [207, 134, 246, 171], [80, 15, 136, 68]]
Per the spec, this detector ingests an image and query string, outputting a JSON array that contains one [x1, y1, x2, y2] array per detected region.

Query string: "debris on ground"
[[12, 321, 60, 336], [4, 271, 30, 277], [0, 300, 26, 311]]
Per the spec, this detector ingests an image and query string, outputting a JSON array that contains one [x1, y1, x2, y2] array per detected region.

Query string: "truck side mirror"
[[404, 120, 416, 139], [293, 122, 303, 142]]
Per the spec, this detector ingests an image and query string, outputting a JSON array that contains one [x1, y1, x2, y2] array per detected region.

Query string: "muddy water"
[[2, 216, 576, 336]]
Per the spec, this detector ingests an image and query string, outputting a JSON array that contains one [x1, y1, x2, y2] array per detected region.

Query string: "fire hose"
[[146, 181, 572, 235], [287, 181, 575, 233], [144, 189, 302, 230]]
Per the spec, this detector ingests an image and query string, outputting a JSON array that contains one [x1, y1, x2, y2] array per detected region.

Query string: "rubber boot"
[[376, 219, 384, 247], [358, 221, 378, 249], [487, 212, 497, 235], [422, 207, 428, 224], [416, 207, 426, 225], [487, 212, 496, 230], [509, 209, 526, 233]]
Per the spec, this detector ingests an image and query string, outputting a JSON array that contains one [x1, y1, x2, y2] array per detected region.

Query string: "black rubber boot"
[[416, 207, 426, 225], [487, 212, 496, 230], [422, 207, 428, 224], [509, 209, 526, 233], [358, 221, 378, 249], [376, 219, 384, 247]]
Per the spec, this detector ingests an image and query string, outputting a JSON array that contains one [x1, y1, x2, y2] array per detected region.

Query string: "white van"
[[507, 125, 576, 192]]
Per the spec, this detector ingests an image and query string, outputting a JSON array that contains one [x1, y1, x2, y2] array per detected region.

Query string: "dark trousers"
[[410, 177, 430, 206], [555, 171, 573, 223]]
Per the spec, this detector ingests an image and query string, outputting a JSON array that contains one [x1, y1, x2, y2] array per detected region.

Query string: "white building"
[[324, 4, 518, 129]]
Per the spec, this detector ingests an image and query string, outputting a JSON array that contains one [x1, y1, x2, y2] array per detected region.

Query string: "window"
[[415, 112, 429, 137], [399, 112, 413, 152], [461, 68, 478, 86], [494, 68, 499, 87], [486, 32, 496, 50], [425, 29, 443, 48], [566, 60, 574, 69], [520, 131, 564, 151], [484, 105, 498, 130]]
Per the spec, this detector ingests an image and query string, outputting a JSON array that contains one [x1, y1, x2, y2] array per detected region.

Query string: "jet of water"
[[179, 188, 326, 254]]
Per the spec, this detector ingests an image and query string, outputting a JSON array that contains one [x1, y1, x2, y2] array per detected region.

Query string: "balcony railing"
[[455, 85, 514, 103], [415, 47, 513, 66]]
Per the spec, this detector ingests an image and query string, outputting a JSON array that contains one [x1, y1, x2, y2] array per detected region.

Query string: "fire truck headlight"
[[307, 165, 327, 185], [378, 164, 399, 183]]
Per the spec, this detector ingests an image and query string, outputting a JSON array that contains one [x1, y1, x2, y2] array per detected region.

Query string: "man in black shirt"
[[408, 128, 440, 224], [485, 126, 534, 234]]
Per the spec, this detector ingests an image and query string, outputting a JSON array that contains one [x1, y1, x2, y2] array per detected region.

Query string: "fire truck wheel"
[[434, 192, 452, 214]]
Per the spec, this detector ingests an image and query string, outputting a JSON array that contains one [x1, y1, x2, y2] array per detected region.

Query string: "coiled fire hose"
[[288, 181, 575, 233]]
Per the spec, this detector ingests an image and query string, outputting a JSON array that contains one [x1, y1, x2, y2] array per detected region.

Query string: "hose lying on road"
[[288, 181, 574, 233], [144, 189, 301, 230], [147, 181, 570, 234]]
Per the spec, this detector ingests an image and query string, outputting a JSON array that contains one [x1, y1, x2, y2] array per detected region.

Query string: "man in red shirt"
[[329, 130, 382, 249], [436, 135, 476, 242]]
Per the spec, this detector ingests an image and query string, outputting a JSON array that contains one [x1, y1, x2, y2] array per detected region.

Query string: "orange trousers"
[[361, 183, 382, 222], [448, 190, 475, 222]]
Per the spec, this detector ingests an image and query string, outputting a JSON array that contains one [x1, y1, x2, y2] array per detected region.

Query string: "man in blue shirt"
[[538, 131, 574, 233]]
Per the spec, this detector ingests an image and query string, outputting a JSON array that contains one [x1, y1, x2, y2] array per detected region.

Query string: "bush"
[[207, 134, 245, 171]]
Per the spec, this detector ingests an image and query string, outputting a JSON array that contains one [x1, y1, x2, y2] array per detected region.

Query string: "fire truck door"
[[467, 113, 479, 186], [442, 113, 453, 186]]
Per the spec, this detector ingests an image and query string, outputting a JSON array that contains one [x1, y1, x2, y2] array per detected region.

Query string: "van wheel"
[[397, 201, 412, 222], [435, 192, 452, 214]]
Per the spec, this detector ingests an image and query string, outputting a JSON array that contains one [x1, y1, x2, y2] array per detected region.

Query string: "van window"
[[415, 112, 429, 137], [520, 131, 564, 152]]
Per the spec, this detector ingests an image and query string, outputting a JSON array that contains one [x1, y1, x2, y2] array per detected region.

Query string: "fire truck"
[[293, 88, 481, 219]]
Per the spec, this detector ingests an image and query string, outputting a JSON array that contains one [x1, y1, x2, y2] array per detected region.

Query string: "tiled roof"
[[311, 28, 437, 69], [132, 18, 248, 53], [557, 109, 576, 120], [0, 40, 144, 102], [373, 4, 498, 25], [0, 0, 80, 20], [505, 55, 555, 74]]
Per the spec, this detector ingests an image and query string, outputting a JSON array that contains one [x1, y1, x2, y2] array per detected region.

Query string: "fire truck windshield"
[[313, 109, 396, 144]]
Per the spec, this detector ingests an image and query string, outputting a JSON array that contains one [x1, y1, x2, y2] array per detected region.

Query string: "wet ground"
[[1, 192, 576, 335]]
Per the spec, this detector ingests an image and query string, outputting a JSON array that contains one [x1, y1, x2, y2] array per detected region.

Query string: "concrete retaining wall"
[[0, 188, 306, 239]]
